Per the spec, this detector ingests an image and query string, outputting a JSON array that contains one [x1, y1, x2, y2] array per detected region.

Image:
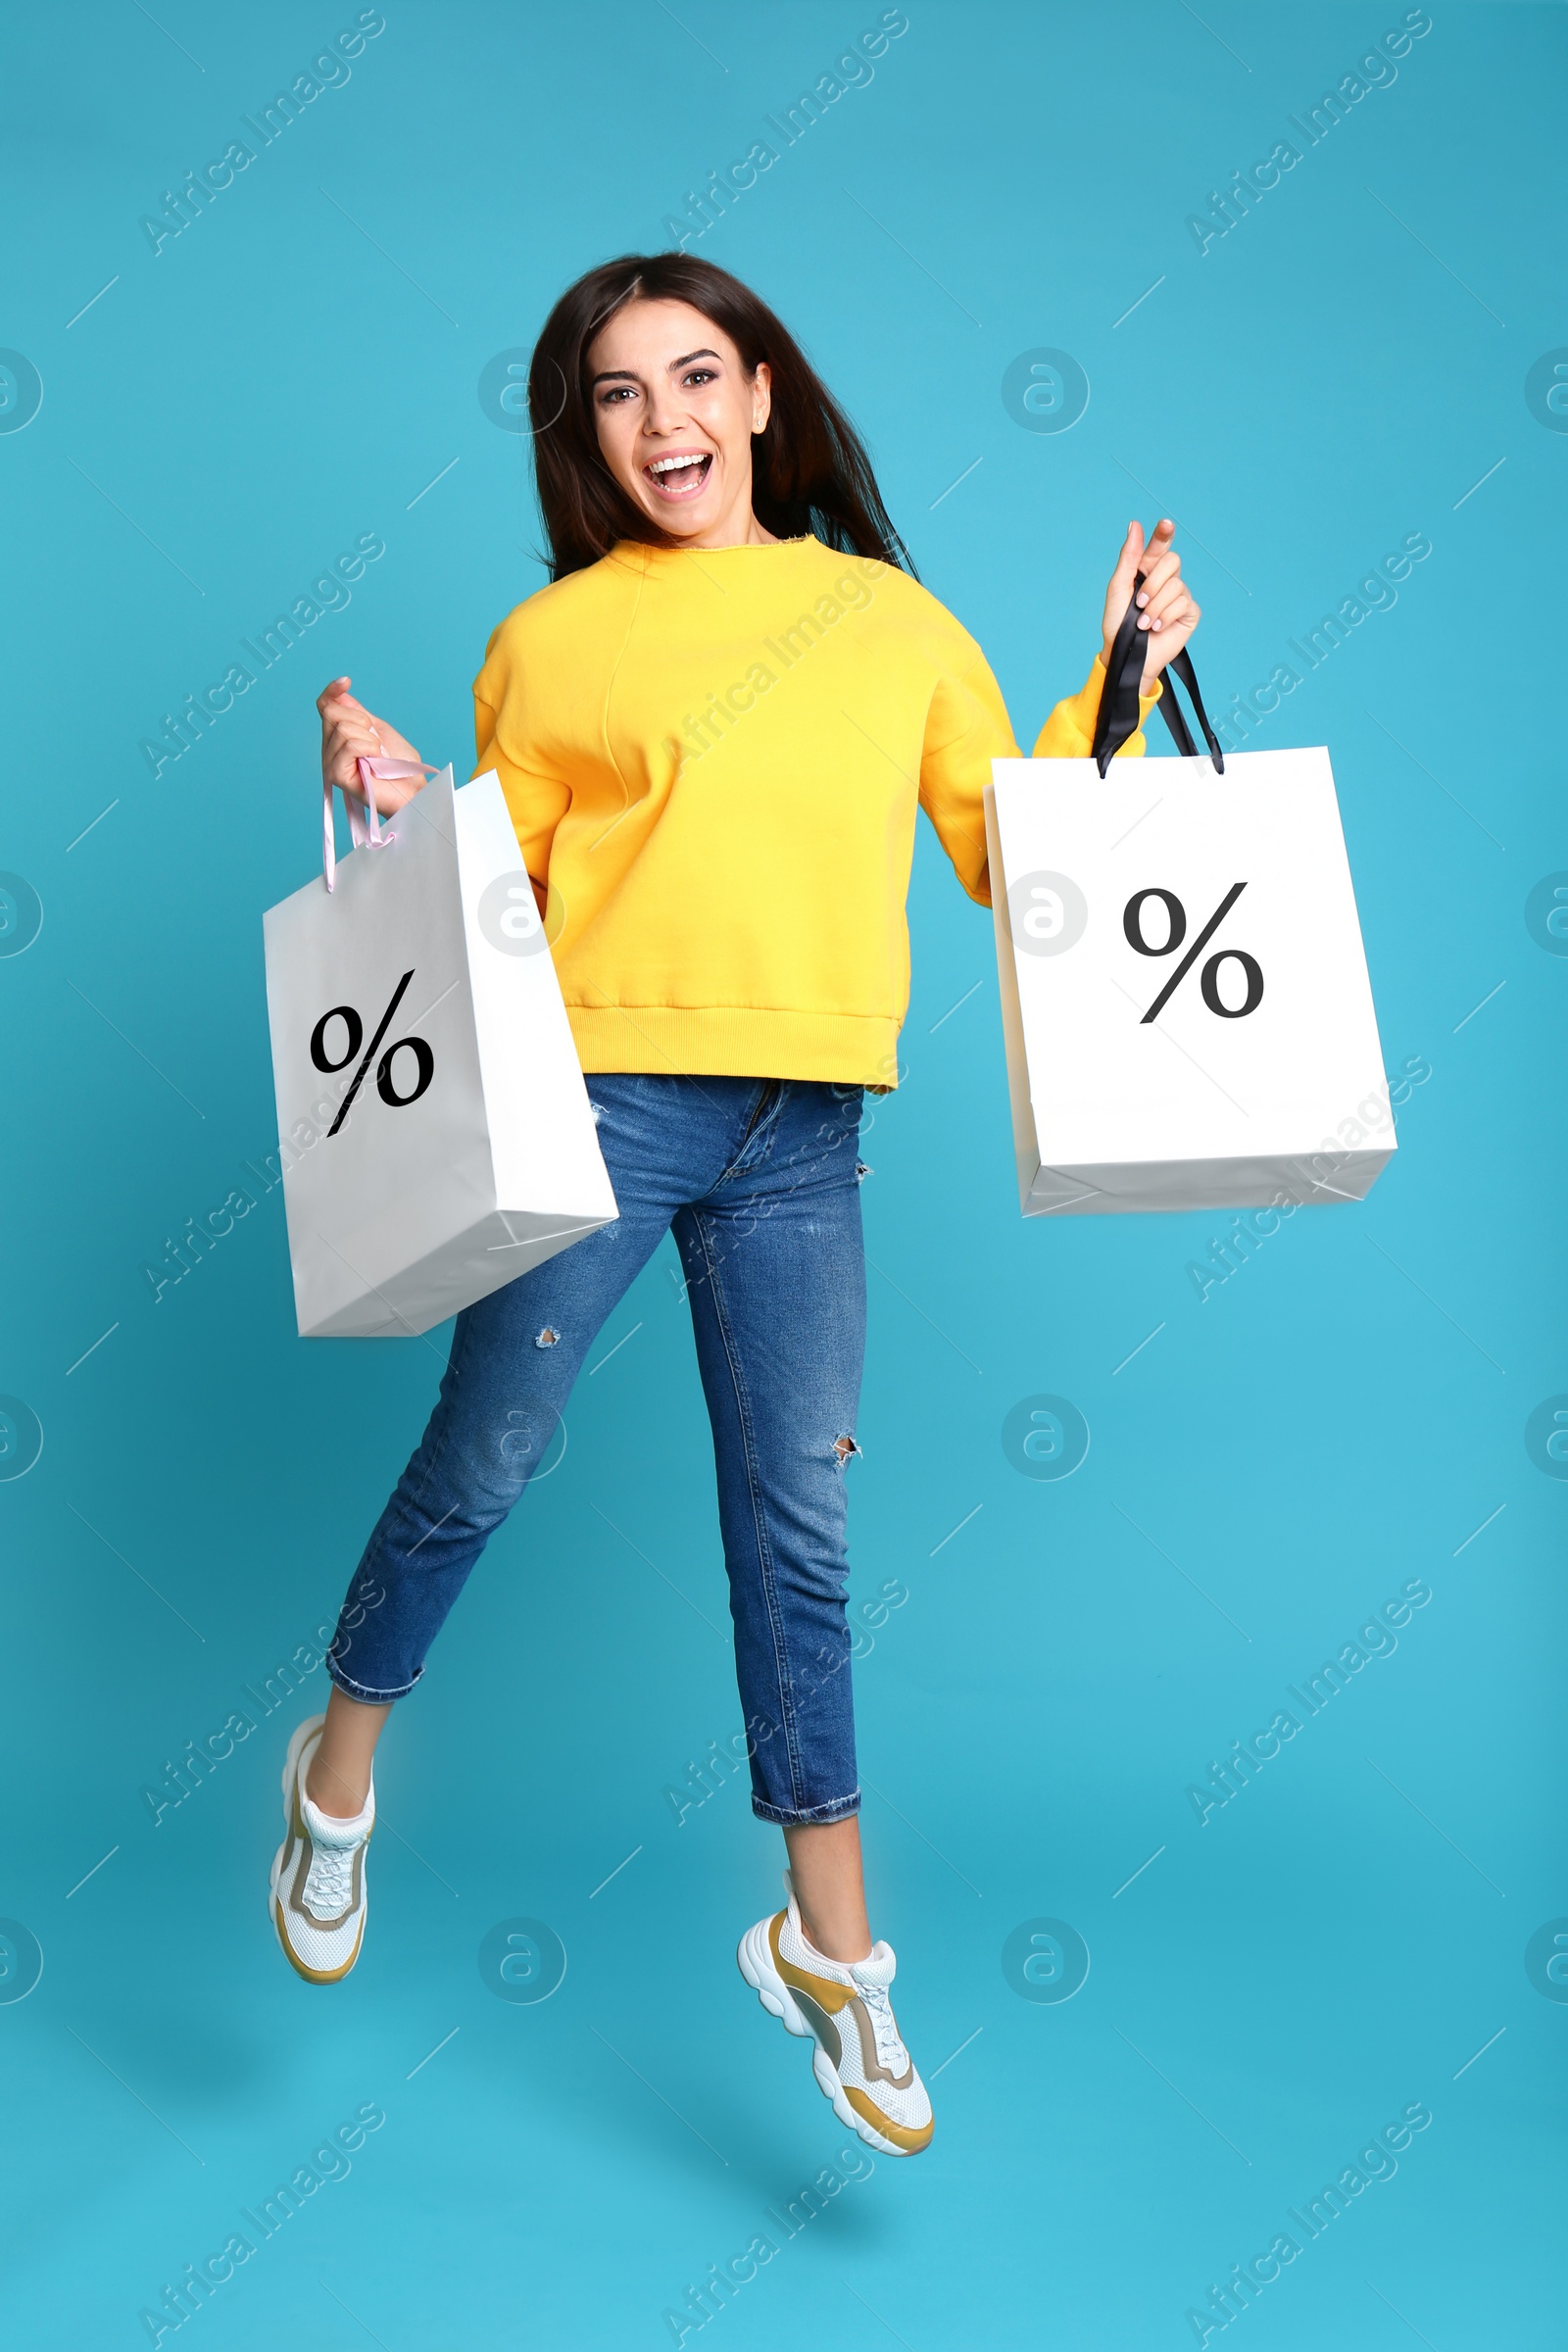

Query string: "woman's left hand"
[[1101, 518, 1201, 689]]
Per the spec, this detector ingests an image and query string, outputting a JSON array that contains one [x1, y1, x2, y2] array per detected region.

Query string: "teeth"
[[649, 455, 707, 475]]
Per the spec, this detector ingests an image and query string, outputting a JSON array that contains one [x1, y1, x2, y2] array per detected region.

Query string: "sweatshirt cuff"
[[1031, 654, 1162, 760]]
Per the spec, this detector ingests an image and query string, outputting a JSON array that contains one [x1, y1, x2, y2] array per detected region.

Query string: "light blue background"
[[1, 4, 1562, 2345]]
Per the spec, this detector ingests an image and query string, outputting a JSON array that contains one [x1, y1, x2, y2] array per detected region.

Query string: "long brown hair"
[[527, 252, 914, 582]]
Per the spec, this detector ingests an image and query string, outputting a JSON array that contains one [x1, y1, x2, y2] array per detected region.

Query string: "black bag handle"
[[1091, 569, 1225, 778]]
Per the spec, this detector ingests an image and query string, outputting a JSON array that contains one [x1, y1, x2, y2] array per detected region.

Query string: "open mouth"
[[644, 452, 713, 500]]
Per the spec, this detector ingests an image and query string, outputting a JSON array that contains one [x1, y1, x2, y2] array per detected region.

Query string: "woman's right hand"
[[317, 676, 428, 815], [1100, 518, 1200, 689]]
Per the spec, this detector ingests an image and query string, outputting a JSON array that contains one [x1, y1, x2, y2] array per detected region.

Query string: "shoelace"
[[302, 1836, 359, 1919], [853, 1976, 908, 2073]]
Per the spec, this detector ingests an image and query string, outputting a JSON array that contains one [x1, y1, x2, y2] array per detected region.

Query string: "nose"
[[641, 379, 684, 439]]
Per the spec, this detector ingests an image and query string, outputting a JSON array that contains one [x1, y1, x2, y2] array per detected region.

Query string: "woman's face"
[[587, 298, 772, 548]]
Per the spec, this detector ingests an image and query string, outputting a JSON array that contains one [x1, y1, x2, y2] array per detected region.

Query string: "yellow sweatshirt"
[[472, 534, 1155, 1086]]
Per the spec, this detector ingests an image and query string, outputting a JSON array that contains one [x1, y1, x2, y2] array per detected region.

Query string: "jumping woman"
[[272, 251, 1200, 2157]]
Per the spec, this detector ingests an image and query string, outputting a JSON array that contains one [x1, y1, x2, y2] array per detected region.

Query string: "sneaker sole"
[[269, 1715, 368, 1986], [736, 1918, 920, 2158]]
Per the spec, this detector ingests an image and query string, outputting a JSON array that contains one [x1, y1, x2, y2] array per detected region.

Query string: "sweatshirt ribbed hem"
[[566, 1004, 902, 1087]]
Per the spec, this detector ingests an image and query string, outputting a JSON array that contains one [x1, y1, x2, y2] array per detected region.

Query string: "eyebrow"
[[589, 347, 722, 387]]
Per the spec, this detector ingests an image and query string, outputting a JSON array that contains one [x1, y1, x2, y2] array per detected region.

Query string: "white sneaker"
[[737, 1875, 934, 2156], [269, 1715, 372, 1984]]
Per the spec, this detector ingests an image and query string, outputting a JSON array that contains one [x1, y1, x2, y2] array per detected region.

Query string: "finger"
[[323, 732, 384, 776], [322, 700, 376, 735], [320, 683, 377, 728], [327, 752, 383, 791], [1142, 581, 1192, 627], [1147, 592, 1196, 637], [323, 711, 383, 749], [1136, 567, 1185, 628], [1137, 585, 1182, 626], [1135, 550, 1181, 606], [1108, 518, 1145, 597], [1141, 623, 1192, 673], [1144, 517, 1176, 559], [327, 760, 368, 800]]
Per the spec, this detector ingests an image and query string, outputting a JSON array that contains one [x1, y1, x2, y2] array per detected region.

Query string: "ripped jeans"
[[325, 1075, 868, 1825]]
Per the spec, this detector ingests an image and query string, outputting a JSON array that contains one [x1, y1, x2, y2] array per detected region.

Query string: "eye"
[[683, 368, 717, 387], [598, 385, 636, 406]]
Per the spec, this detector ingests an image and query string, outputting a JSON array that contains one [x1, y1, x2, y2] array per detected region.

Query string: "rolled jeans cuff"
[[326, 1652, 422, 1705], [750, 1787, 861, 1828]]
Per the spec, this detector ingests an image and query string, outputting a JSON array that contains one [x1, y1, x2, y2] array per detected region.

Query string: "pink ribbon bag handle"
[[322, 757, 438, 893]]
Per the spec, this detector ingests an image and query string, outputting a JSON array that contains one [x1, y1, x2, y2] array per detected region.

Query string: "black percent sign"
[[1123, 883, 1263, 1024], [311, 969, 434, 1137]]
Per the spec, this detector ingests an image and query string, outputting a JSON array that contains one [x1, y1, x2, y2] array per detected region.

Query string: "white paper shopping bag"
[[984, 615, 1394, 1217], [263, 764, 616, 1336]]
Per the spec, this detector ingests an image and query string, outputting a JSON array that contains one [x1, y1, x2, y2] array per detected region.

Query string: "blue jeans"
[[325, 1075, 868, 1826]]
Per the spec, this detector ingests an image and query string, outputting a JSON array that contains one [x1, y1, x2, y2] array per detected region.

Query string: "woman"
[[272, 252, 1199, 2158]]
